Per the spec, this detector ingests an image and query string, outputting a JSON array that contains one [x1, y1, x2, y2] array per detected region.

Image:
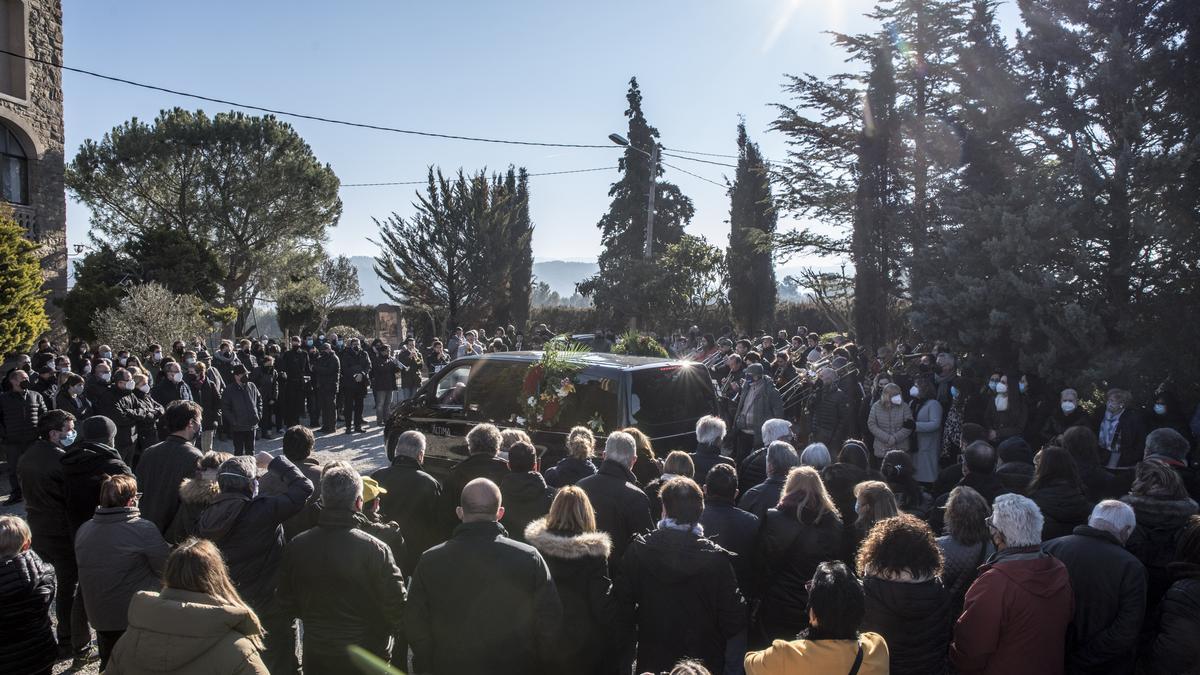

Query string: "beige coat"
[[104, 589, 267, 675], [867, 399, 913, 457]]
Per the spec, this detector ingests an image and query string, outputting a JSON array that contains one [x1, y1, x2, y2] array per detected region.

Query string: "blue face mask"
[[1018, 382, 1027, 394], [987, 381, 998, 392], [950, 385, 959, 399], [305, 339, 314, 347], [60, 429, 77, 447], [1154, 404, 1167, 416], [853, 501, 860, 514]]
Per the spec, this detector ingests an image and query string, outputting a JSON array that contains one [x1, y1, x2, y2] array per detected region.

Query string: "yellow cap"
[[361, 476, 387, 503]]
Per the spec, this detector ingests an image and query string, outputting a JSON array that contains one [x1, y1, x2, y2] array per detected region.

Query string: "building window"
[[0, 125, 27, 204], [0, 0, 26, 101]]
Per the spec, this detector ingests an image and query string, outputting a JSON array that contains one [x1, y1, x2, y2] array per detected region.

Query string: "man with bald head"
[[406, 478, 562, 674]]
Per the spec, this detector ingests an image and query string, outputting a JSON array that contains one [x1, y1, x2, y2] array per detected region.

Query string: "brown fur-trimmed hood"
[[178, 476, 219, 507], [524, 517, 612, 560]]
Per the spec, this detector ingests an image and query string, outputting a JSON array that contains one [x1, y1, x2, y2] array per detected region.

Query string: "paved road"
[[0, 402, 393, 674]]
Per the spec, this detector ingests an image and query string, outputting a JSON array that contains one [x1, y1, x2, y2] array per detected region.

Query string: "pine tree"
[[510, 168, 534, 330], [578, 78, 695, 327], [727, 121, 777, 334], [0, 212, 48, 355]]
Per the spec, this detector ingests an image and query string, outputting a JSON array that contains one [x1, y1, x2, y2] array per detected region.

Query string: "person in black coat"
[[185, 361, 222, 454], [406, 478, 562, 675], [276, 462, 406, 673], [369, 343, 401, 424], [995, 435, 1036, 495], [1096, 388, 1148, 471], [928, 441, 1011, 535], [735, 418, 794, 494], [55, 373, 92, 421], [149, 360, 192, 410], [1, 368, 48, 503], [1061, 425, 1122, 501], [0, 516, 57, 675], [544, 426, 599, 488], [524, 487, 616, 675], [858, 514, 951, 675], [1041, 388, 1094, 445], [195, 451, 313, 673], [219, 364, 262, 456], [250, 356, 281, 439], [312, 343, 341, 433], [820, 440, 885, 525], [1145, 514, 1200, 674], [60, 415, 133, 534], [700, 463, 759, 594], [371, 430, 446, 577], [499, 442, 555, 545], [1043, 500, 1147, 675], [446, 423, 511, 507], [28, 365, 59, 410], [96, 369, 157, 466], [753, 466, 844, 647], [642, 451, 695, 521], [134, 401, 204, 534], [1120, 461, 1199, 627], [339, 338, 372, 434], [577, 431, 655, 563], [737, 441, 800, 521], [278, 336, 311, 428], [1028, 446, 1094, 541], [808, 368, 850, 450], [690, 415, 735, 483], [617, 477, 746, 674]]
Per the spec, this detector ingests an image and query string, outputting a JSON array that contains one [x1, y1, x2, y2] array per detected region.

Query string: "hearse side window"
[[631, 365, 715, 426], [467, 360, 529, 422], [435, 365, 471, 406], [548, 373, 619, 432]]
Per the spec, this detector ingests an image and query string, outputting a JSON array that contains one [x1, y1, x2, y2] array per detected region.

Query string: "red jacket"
[[950, 547, 1074, 675]]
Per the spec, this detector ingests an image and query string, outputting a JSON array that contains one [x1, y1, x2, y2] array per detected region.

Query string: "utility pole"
[[644, 144, 657, 259]]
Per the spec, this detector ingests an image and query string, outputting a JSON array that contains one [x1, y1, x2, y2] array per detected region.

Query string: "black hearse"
[[384, 351, 717, 479]]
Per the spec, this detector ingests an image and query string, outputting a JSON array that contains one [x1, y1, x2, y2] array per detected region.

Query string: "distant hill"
[[349, 256, 598, 303]]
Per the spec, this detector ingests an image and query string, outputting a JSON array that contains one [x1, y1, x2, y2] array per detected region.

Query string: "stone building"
[[0, 0, 65, 307]]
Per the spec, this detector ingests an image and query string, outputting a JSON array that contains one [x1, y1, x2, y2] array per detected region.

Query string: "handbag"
[[848, 642, 865, 675]]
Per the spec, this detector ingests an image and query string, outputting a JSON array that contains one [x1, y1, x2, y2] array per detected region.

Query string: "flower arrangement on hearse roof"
[[512, 339, 589, 431]]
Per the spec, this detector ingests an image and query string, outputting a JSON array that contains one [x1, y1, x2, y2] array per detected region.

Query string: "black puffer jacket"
[[186, 374, 222, 431], [1147, 561, 1200, 675], [578, 460, 655, 562], [371, 456, 445, 576], [808, 383, 849, 447], [525, 518, 616, 675], [737, 446, 768, 492], [0, 388, 47, 444], [0, 550, 56, 675], [544, 456, 597, 488], [861, 576, 951, 675], [754, 507, 844, 643], [499, 471, 555, 544], [1043, 525, 1147, 674], [617, 527, 747, 674], [1121, 493, 1199, 618], [276, 508, 407, 663], [60, 440, 133, 534], [194, 456, 314, 611], [312, 351, 340, 392], [1030, 480, 1094, 541]]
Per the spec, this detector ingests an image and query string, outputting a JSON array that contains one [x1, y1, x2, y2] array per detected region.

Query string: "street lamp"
[[609, 133, 658, 259]]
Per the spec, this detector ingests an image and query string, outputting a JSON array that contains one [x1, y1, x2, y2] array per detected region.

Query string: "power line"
[[663, 146, 741, 160], [661, 160, 728, 189], [342, 165, 616, 187], [0, 48, 616, 150], [662, 152, 738, 168]]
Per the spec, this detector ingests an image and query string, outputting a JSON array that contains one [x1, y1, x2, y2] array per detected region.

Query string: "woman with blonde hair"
[[544, 426, 598, 488], [643, 451, 696, 521], [753, 467, 844, 645], [622, 426, 663, 486], [848, 481, 899, 557], [106, 537, 268, 674], [867, 382, 913, 460], [524, 487, 615, 674], [498, 428, 531, 462]]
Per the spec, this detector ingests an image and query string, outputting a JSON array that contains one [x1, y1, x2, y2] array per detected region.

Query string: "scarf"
[[657, 518, 703, 536]]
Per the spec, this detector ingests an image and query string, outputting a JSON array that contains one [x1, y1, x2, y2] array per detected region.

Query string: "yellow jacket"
[[745, 632, 889, 675]]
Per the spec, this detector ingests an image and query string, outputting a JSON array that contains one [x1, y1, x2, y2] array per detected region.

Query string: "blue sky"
[[62, 1, 1015, 265]]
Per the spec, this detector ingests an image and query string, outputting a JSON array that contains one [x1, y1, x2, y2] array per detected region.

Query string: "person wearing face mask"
[[278, 335, 311, 428], [185, 362, 222, 453], [808, 367, 850, 452], [86, 361, 113, 406], [55, 373, 92, 420], [1147, 386, 1194, 447], [867, 382, 914, 463], [220, 364, 263, 456], [251, 355, 282, 439], [734, 363, 785, 463], [1040, 388, 1094, 445], [1, 368, 48, 504], [28, 365, 59, 409], [984, 373, 1028, 443], [135, 401, 204, 534], [130, 373, 166, 458], [99, 368, 158, 467], [1096, 388, 1147, 473], [196, 452, 314, 674], [211, 339, 241, 387], [910, 377, 944, 486], [146, 343, 164, 366], [150, 360, 193, 409], [17, 410, 98, 664], [339, 338, 372, 434]]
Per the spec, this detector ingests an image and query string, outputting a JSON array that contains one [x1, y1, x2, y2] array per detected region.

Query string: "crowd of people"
[[1, 328, 1199, 675]]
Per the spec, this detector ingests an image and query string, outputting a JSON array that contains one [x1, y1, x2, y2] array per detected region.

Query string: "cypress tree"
[[727, 121, 777, 334]]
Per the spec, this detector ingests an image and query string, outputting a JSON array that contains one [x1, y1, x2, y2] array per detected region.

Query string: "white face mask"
[[170, 371, 183, 383], [121, 380, 135, 391], [890, 394, 903, 405], [995, 382, 1008, 394], [1061, 401, 1076, 414], [137, 384, 150, 394], [909, 385, 919, 398], [98, 372, 111, 382]]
